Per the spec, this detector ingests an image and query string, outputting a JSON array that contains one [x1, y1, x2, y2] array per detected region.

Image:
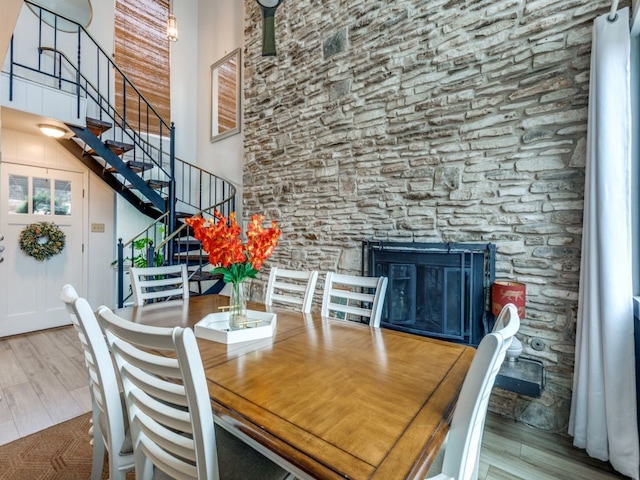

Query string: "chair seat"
[[216, 426, 289, 480], [147, 427, 288, 480]]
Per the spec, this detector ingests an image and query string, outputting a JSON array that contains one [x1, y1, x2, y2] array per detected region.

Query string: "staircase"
[[6, 1, 235, 306]]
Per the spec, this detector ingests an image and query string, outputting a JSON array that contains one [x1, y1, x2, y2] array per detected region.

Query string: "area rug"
[[0, 412, 122, 480]]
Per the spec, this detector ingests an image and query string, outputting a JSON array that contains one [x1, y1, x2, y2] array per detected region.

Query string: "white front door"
[[0, 162, 85, 337]]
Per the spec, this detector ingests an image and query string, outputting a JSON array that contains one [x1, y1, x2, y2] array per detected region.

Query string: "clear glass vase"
[[229, 281, 247, 329]]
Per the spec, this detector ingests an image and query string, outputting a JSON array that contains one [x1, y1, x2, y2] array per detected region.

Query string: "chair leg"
[[88, 400, 105, 480], [135, 450, 154, 480], [90, 430, 106, 480]]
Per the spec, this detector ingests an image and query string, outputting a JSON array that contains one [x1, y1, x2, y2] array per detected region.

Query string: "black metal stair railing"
[[5, 1, 237, 306], [115, 167, 236, 307], [8, 4, 175, 216]]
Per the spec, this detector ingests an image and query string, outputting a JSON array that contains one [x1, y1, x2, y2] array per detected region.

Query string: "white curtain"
[[569, 7, 639, 480]]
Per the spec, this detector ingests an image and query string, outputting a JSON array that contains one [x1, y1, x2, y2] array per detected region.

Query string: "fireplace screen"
[[364, 242, 495, 346]]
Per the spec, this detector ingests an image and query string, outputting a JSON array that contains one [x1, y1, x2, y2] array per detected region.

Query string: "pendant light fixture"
[[255, 0, 283, 56], [167, 0, 178, 42]]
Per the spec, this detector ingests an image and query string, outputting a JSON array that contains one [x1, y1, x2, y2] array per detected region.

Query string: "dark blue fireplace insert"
[[363, 241, 496, 347]]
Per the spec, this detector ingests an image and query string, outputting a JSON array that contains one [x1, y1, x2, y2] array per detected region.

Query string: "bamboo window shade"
[[114, 0, 171, 136]]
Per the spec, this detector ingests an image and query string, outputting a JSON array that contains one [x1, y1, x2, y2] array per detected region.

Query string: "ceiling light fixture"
[[38, 124, 66, 138], [167, 0, 178, 42]]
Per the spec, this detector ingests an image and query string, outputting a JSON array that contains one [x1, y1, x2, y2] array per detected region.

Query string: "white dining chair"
[[321, 272, 388, 327], [96, 305, 290, 480], [60, 285, 134, 480], [129, 264, 189, 306], [426, 303, 520, 480], [60, 284, 99, 475], [265, 266, 319, 313]]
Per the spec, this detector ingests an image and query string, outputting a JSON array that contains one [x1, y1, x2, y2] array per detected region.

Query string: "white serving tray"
[[194, 310, 277, 344]]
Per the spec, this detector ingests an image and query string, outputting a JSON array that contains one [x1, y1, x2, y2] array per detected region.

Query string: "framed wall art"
[[210, 48, 241, 143]]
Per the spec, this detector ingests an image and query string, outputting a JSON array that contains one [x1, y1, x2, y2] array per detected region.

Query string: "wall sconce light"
[[256, 0, 283, 56], [492, 280, 525, 361], [39, 124, 66, 138], [167, 0, 178, 42]]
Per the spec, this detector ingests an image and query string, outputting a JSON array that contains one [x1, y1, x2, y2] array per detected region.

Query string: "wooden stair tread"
[[173, 239, 203, 247], [104, 139, 134, 156], [124, 179, 170, 191], [106, 160, 154, 174], [86, 117, 112, 136], [83, 139, 135, 157], [188, 271, 222, 281], [147, 179, 171, 189], [173, 253, 212, 262]]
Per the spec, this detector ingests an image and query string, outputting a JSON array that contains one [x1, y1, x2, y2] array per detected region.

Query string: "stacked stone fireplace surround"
[[241, 0, 622, 434]]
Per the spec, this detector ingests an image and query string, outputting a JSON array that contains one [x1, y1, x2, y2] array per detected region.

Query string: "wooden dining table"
[[115, 294, 475, 480]]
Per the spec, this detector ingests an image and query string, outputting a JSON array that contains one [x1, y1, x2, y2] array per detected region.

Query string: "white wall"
[[0, 0, 28, 156], [87, 163, 118, 308], [0, 0, 24, 67], [170, 0, 198, 164], [1, 127, 115, 309], [196, 0, 244, 216]]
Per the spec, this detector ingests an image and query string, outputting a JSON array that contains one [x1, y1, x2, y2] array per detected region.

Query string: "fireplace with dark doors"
[[363, 241, 496, 347]]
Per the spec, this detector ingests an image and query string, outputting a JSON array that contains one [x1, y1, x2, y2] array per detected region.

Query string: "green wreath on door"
[[19, 221, 66, 261]]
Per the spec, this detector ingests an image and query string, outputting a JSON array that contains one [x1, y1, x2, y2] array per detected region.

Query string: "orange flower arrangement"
[[185, 210, 281, 285]]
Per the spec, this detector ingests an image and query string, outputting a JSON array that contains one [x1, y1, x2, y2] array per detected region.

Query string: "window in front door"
[[7, 174, 72, 216]]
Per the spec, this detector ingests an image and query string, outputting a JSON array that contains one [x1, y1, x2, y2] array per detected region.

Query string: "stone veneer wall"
[[242, 0, 625, 433]]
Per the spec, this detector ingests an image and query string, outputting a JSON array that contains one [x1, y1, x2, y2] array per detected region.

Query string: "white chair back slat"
[[326, 302, 374, 319], [129, 264, 190, 306], [265, 266, 319, 313], [271, 293, 304, 307], [328, 289, 375, 304], [321, 272, 388, 327], [273, 281, 308, 294]]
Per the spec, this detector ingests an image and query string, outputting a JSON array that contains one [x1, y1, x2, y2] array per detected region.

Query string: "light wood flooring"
[[0, 326, 630, 480], [0, 325, 92, 445]]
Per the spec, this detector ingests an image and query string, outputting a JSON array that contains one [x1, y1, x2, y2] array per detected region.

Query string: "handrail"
[[26, 7, 179, 213], [26, 0, 171, 134], [122, 179, 236, 253], [16, 1, 174, 193], [121, 211, 170, 250], [35, 47, 171, 178], [154, 203, 221, 252]]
